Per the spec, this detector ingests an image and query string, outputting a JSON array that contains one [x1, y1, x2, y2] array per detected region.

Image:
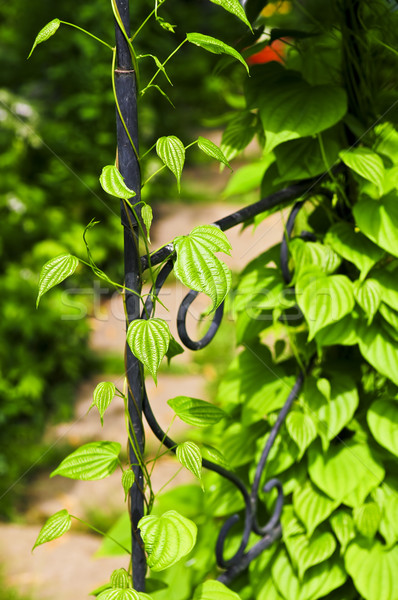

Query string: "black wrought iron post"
[[114, 0, 146, 591]]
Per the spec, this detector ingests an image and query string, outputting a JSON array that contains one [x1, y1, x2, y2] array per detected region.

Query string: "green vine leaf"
[[325, 222, 384, 279], [32, 509, 71, 550], [373, 485, 398, 548], [353, 279, 381, 324], [141, 204, 153, 243], [201, 445, 229, 468], [291, 240, 341, 282], [100, 165, 136, 199], [121, 470, 135, 501], [220, 112, 258, 162], [193, 579, 242, 599], [126, 318, 171, 384], [197, 136, 231, 169], [138, 510, 197, 571], [358, 321, 398, 386], [345, 540, 398, 600], [353, 502, 381, 539], [339, 148, 385, 194], [207, 0, 252, 30], [110, 568, 131, 589], [156, 136, 185, 192], [168, 396, 226, 427], [367, 399, 398, 457], [36, 254, 79, 308], [176, 441, 203, 487], [285, 530, 337, 580], [173, 225, 232, 312], [50, 441, 121, 480], [91, 382, 116, 425], [286, 410, 317, 459], [353, 193, 398, 257], [293, 480, 338, 536], [297, 274, 355, 340], [187, 33, 249, 74], [97, 590, 140, 600], [28, 18, 61, 59], [330, 511, 356, 554]]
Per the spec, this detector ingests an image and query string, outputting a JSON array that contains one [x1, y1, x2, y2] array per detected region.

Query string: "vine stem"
[[143, 38, 188, 92], [70, 514, 131, 554], [59, 21, 113, 50]]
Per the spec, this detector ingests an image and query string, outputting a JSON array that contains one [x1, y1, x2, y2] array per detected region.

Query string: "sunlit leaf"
[[286, 410, 317, 459], [353, 502, 381, 539], [28, 19, 61, 58], [220, 112, 258, 162], [100, 165, 136, 199], [353, 279, 381, 324], [97, 590, 140, 600], [141, 204, 153, 243], [339, 148, 385, 194], [51, 441, 120, 480], [121, 470, 135, 501], [176, 442, 203, 486], [197, 136, 231, 169], [91, 381, 116, 425], [345, 540, 398, 600], [285, 530, 336, 580], [32, 509, 71, 550], [127, 318, 171, 384], [290, 240, 341, 283], [367, 399, 398, 457], [353, 193, 398, 257], [330, 511, 355, 554], [156, 136, 185, 191], [358, 321, 398, 386], [36, 254, 79, 308], [138, 510, 197, 571], [187, 33, 249, 74], [207, 0, 252, 30], [193, 579, 242, 599], [293, 480, 338, 536], [168, 396, 226, 427]]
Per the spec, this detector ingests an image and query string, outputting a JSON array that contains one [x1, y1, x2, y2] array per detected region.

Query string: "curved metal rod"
[[250, 372, 304, 535], [177, 291, 225, 350]]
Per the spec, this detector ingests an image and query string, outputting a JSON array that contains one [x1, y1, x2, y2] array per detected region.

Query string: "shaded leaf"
[[220, 112, 258, 162], [127, 318, 171, 384], [353, 502, 381, 539], [168, 396, 226, 427], [36, 254, 79, 308], [340, 148, 385, 194], [367, 399, 398, 457], [354, 193, 398, 257], [51, 441, 120, 480], [330, 511, 355, 554]]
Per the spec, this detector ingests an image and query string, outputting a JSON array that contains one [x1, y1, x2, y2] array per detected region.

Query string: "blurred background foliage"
[[0, 0, 248, 517]]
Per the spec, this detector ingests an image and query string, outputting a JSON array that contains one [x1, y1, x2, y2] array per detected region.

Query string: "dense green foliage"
[[27, 0, 398, 599]]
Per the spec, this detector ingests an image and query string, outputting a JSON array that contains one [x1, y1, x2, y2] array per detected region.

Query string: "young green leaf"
[[50, 441, 121, 480], [285, 530, 337, 580], [339, 148, 385, 194], [91, 381, 116, 425], [126, 318, 171, 384], [121, 470, 135, 501], [293, 480, 338, 536], [187, 33, 249, 75], [100, 165, 136, 199], [110, 569, 130, 589], [345, 540, 398, 600], [193, 579, 242, 599], [286, 410, 317, 459], [330, 511, 356, 554], [353, 193, 398, 257], [36, 254, 79, 308], [353, 279, 381, 324], [367, 400, 398, 457], [138, 510, 197, 571], [197, 136, 231, 169], [97, 590, 140, 600], [141, 204, 153, 242], [167, 396, 226, 427], [207, 0, 252, 30], [156, 136, 185, 191], [32, 509, 71, 550], [176, 441, 203, 486], [297, 274, 355, 340], [358, 321, 398, 386], [173, 225, 232, 312], [353, 503, 381, 539], [28, 19, 61, 59]]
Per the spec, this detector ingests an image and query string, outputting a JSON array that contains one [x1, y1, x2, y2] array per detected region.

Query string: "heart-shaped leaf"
[[353, 279, 381, 324], [353, 193, 398, 257], [33, 509, 71, 550], [100, 165, 136, 199], [168, 396, 226, 426], [220, 112, 258, 162], [297, 274, 354, 340], [285, 530, 337, 580], [325, 222, 384, 279], [373, 485, 398, 548], [28, 18, 61, 58], [207, 0, 252, 30], [308, 441, 384, 505], [121, 470, 135, 501], [187, 33, 249, 74], [345, 540, 398, 600], [367, 399, 398, 457], [173, 225, 231, 312], [358, 321, 398, 386], [193, 579, 242, 600], [353, 502, 381, 539], [50, 441, 121, 480], [138, 510, 197, 571], [330, 511, 355, 554], [286, 410, 317, 459], [156, 136, 185, 191], [291, 240, 341, 282], [368, 268, 398, 312], [293, 480, 338, 536], [91, 382, 116, 425], [339, 148, 385, 194], [127, 318, 171, 384], [176, 441, 203, 486], [36, 254, 79, 308], [197, 136, 231, 169]]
